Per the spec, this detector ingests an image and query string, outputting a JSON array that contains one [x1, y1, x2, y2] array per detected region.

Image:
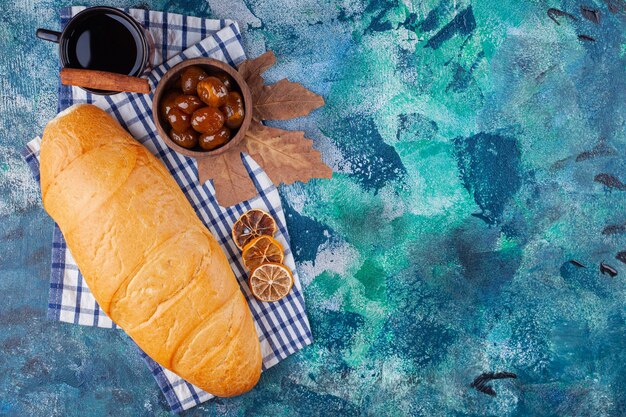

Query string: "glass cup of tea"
[[36, 6, 153, 95]]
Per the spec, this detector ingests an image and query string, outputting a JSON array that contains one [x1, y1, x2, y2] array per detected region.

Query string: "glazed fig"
[[191, 107, 225, 134], [175, 94, 204, 115], [160, 90, 181, 119], [170, 128, 199, 149], [199, 127, 231, 151], [197, 77, 228, 108], [214, 73, 234, 90], [180, 66, 208, 95], [221, 91, 245, 129], [167, 108, 191, 132]]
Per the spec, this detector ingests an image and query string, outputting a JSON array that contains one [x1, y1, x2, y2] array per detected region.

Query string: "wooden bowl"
[[152, 57, 252, 157]]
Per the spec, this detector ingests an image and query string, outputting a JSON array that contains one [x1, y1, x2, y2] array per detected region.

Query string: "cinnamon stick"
[[60, 68, 151, 94]]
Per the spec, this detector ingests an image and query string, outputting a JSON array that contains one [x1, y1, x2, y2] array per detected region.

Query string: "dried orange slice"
[[232, 209, 277, 250], [242, 236, 284, 271], [249, 263, 293, 302]]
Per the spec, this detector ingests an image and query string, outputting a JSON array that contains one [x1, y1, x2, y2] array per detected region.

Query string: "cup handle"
[[36, 28, 61, 43]]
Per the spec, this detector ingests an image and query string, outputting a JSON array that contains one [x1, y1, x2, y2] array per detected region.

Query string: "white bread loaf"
[[39, 104, 262, 396]]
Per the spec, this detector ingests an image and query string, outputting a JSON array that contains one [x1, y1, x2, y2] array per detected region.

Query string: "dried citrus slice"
[[242, 236, 284, 271], [232, 209, 277, 250], [249, 263, 293, 302]]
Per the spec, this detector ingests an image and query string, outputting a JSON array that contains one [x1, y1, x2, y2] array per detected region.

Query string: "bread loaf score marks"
[[39, 104, 262, 397]]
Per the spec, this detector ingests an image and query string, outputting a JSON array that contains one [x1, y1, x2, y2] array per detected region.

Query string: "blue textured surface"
[[1, 1, 626, 416]]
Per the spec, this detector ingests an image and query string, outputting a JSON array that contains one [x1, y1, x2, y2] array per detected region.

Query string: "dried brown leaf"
[[197, 151, 258, 207], [253, 79, 324, 121], [238, 50, 276, 81], [244, 123, 332, 185], [193, 50, 333, 206], [238, 51, 276, 101]]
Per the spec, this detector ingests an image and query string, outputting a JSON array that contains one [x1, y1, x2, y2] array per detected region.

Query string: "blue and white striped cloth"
[[22, 7, 312, 413]]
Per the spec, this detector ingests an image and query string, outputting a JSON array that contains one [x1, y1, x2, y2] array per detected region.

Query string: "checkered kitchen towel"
[[22, 7, 312, 413]]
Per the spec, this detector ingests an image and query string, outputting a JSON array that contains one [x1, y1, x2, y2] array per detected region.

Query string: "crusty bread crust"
[[40, 104, 262, 397]]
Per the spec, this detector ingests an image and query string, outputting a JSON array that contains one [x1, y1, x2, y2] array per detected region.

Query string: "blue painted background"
[[1, 0, 626, 416]]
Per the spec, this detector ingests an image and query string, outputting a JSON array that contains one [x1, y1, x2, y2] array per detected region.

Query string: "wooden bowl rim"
[[152, 57, 252, 158]]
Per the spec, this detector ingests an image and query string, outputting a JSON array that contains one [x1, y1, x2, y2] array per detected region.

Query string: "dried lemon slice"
[[242, 236, 284, 271], [249, 263, 293, 302], [232, 209, 278, 250]]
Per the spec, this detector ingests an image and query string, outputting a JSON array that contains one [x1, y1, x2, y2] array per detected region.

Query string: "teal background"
[[1, 0, 626, 416]]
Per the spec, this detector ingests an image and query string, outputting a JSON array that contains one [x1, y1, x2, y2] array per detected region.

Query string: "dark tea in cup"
[[64, 12, 145, 75], [36, 7, 151, 94]]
